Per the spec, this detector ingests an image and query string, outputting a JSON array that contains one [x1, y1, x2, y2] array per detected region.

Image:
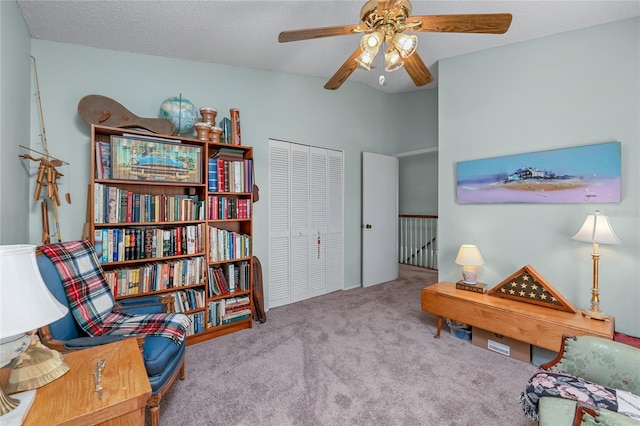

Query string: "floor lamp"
[[571, 210, 621, 321]]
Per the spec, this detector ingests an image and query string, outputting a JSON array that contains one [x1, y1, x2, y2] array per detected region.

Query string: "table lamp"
[[0, 245, 69, 425], [455, 244, 485, 284], [571, 210, 621, 321]]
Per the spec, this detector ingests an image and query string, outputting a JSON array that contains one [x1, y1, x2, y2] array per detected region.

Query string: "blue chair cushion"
[[146, 337, 186, 394], [143, 336, 183, 378]]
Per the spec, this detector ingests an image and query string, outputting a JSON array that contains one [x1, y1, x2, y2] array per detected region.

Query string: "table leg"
[[434, 316, 442, 338]]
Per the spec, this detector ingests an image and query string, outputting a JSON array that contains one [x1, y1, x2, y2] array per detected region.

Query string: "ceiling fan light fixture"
[[392, 33, 418, 58], [356, 47, 378, 70], [360, 31, 383, 51], [384, 46, 404, 72]]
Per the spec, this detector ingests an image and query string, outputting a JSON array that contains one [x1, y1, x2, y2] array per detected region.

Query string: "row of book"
[[207, 158, 253, 193], [208, 227, 251, 262], [102, 256, 207, 297], [169, 289, 206, 313], [94, 183, 205, 224], [208, 261, 250, 297], [207, 195, 251, 220], [94, 224, 205, 263], [207, 296, 251, 327]]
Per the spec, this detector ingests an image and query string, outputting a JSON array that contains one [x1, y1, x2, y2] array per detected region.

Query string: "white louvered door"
[[268, 139, 343, 309], [268, 140, 291, 308], [308, 147, 328, 298], [290, 144, 310, 303], [327, 149, 344, 293]]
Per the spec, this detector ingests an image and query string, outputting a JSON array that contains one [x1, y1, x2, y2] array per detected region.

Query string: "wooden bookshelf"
[[87, 124, 254, 344]]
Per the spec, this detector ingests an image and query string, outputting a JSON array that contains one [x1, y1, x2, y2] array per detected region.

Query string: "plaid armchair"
[[36, 240, 188, 426]]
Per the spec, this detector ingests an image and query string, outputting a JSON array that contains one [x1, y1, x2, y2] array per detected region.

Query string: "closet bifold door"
[[268, 139, 344, 309], [268, 139, 291, 308], [308, 146, 328, 298], [326, 149, 344, 293], [290, 143, 310, 303]]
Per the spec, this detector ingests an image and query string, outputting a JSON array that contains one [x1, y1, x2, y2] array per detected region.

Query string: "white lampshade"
[[0, 245, 68, 338], [572, 210, 622, 245], [455, 245, 485, 266]]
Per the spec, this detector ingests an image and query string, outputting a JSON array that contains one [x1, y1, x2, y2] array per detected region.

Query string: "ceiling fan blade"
[[403, 52, 434, 87], [324, 47, 363, 90], [279, 24, 362, 43], [408, 13, 513, 34]]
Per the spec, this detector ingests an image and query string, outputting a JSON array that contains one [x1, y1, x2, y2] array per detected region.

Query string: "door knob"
[[363, 224, 372, 229]]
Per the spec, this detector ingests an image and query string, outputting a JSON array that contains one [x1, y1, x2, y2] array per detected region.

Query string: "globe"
[[159, 96, 198, 134]]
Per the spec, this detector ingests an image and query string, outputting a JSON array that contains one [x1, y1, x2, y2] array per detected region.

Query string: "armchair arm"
[[38, 325, 67, 353], [572, 402, 596, 426], [116, 295, 175, 314], [40, 327, 145, 353], [573, 401, 640, 426], [63, 335, 126, 350]]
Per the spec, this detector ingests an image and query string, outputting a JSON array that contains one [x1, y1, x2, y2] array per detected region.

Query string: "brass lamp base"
[[582, 309, 610, 321]]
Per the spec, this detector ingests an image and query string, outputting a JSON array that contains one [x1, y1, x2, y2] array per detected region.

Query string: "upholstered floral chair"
[[521, 334, 640, 425]]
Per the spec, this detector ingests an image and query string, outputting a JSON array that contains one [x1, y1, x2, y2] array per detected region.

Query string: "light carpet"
[[158, 264, 537, 425]]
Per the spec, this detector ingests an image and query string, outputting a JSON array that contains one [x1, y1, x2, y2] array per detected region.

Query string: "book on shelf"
[[455, 281, 488, 293], [95, 141, 111, 179]]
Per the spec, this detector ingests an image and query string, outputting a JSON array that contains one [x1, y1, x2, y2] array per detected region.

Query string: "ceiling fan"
[[278, 0, 512, 90]]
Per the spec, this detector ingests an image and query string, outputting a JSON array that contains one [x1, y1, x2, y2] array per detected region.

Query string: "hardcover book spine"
[[455, 281, 487, 293]]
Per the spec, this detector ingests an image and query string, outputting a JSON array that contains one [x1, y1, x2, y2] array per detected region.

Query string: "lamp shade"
[[356, 48, 377, 71], [392, 33, 418, 58], [572, 210, 621, 245], [360, 31, 383, 51], [0, 245, 68, 338], [384, 46, 404, 72], [455, 244, 485, 266]]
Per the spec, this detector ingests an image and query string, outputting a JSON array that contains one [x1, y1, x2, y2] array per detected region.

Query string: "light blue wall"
[[396, 89, 439, 215], [439, 18, 639, 335], [0, 1, 31, 244], [400, 153, 438, 215], [21, 38, 429, 301]]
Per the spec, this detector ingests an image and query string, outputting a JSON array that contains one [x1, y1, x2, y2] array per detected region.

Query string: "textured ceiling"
[[17, 1, 640, 94]]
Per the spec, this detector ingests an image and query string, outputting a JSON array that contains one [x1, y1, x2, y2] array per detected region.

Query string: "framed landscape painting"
[[456, 142, 621, 204], [111, 136, 202, 183]]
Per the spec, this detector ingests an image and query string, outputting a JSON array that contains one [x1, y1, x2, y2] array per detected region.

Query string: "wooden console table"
[[421, 282, 614, 352], [22, 337, 151, 426]]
